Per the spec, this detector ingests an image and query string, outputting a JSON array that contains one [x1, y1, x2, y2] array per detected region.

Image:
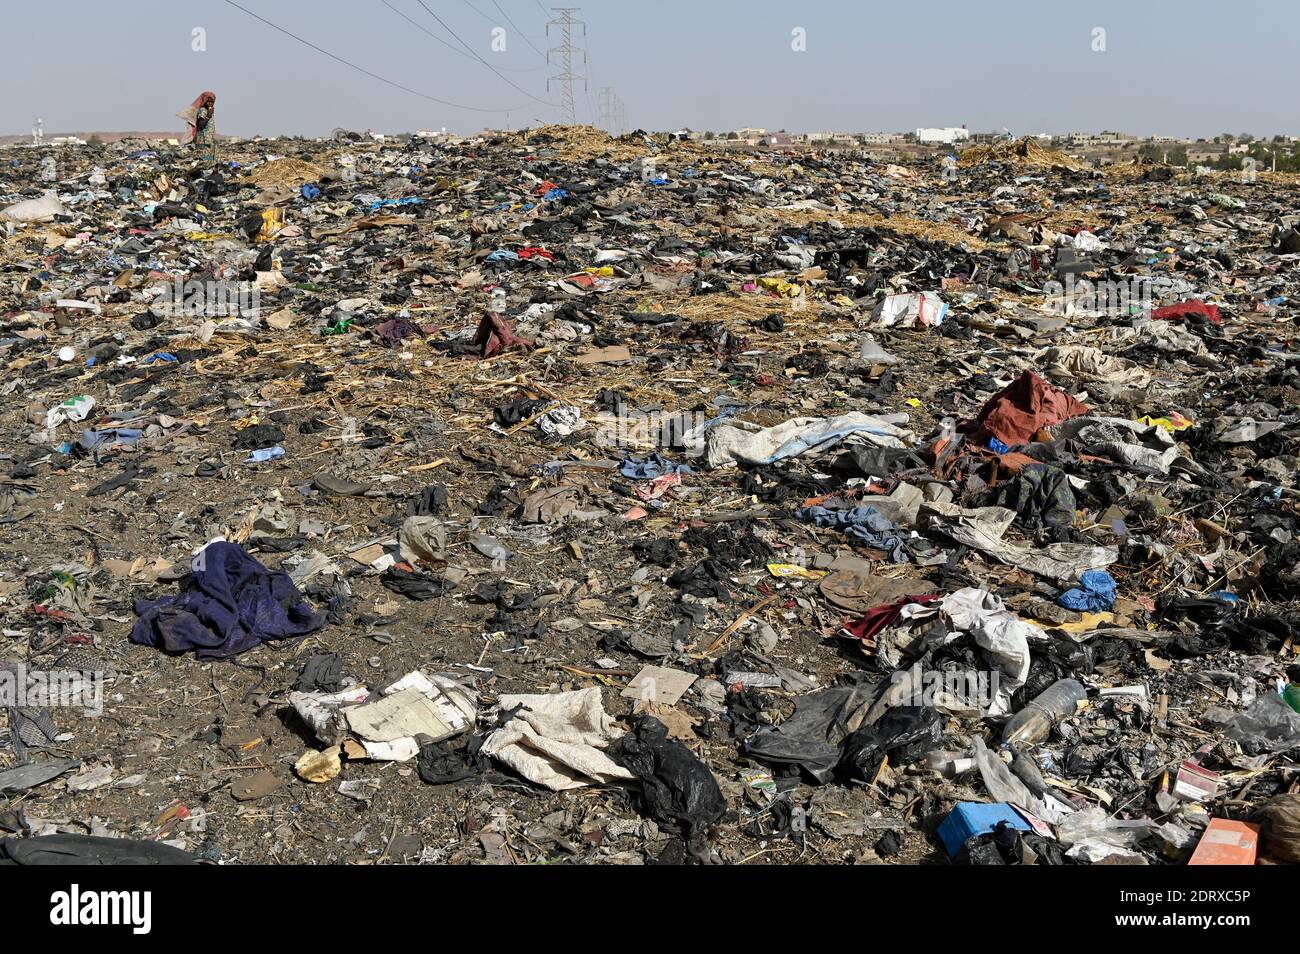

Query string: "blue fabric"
[[131, 543, 324, 659], [795, 505, 908, 563], [79, 428, 142, 449], [1058, 569, 1117, 612], [243, 446, 284, 464], [301, 182, 321, 199], [367, 196, 422, 212], [763, 420, 899, 465], [619, 453, 691, 480]]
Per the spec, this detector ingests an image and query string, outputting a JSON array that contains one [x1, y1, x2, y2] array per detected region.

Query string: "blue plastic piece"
[[937, 802, 1030, 856]]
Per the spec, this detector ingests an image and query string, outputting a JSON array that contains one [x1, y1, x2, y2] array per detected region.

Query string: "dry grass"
[[960, 136, 1090, 173], [247, 157, 330, 187]]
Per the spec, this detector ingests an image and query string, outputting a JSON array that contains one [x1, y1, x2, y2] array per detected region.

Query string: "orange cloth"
[[967, 371, 1088, 447]]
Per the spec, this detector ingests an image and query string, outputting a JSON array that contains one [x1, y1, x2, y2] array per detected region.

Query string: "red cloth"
[[844, 594, 940, 641], [178, 90, 216, 142], [966, 370, 1088, 447], [1151, 299, 1222, 324], [474, 313, 533, 358]]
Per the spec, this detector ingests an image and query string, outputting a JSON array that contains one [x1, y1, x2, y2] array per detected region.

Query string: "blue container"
[[937, 802, 1030, 856]]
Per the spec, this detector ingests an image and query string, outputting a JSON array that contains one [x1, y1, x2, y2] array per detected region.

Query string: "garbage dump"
[[4, 123, 1300, 870]]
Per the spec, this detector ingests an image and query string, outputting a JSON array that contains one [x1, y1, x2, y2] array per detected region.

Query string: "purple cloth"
[[374, 317, 423, 348], [131, 542, 324, 659]]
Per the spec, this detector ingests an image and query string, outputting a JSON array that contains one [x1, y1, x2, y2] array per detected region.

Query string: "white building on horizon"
[[916, 126, 970, 145]]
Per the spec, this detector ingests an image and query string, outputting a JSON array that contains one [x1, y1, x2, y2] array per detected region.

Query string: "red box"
[[1188, 819, 1259, 865]]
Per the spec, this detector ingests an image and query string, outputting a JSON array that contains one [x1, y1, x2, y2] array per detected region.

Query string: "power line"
[[221, 0, 518, 113], [461, 0, 498, 24], [378, 0, 542, 73], [491, 0, 547, 60], [546, 8, 586, 124], [414, 0, 553, 107]]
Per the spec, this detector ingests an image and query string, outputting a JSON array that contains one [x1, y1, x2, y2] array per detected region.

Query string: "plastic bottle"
[[1001, 678, 1087, 747], [921, 750, 975, 777]]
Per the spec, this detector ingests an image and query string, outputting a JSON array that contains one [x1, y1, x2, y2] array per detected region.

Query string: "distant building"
[[1065, 131, 1135, 146], [858, 132, 900, 144], [801, 131, 854, 144], [916, 126, 970, 145]]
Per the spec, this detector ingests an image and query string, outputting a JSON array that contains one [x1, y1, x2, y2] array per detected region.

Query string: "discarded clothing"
[[795, 504, 909, 563], [131, 543, 324, 659], [480, 688, 634, 791], [991, 463, 1076, 530], [1058, 569, 1117, 612], [926, 501, 1118, 582], [1152, 299, 1222, 325], [373, 317, 424, 348], [844, 594, 941, 641], [967, 371, 1089, 447], [474, 312, 533, 358], [619, 452, 691, 480], [1036, 345, 1151, 393], [705, 412, 910, 468]]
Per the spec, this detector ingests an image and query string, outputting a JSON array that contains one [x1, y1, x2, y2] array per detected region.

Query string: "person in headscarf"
[[177, 91, 217, 165]]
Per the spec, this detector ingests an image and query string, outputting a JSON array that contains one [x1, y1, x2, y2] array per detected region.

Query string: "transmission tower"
[[597, 86, 614, 130], [597, 86, 627, 134], [546, 7, 586, 124]]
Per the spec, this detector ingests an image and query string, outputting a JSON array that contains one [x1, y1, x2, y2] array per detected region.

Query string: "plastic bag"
[[1222, 693, 1300, 754]]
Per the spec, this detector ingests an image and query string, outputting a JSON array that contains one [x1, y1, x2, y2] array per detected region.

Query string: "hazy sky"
[[4, 0, 1296, 139]]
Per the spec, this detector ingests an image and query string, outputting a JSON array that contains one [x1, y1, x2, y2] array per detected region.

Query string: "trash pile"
[[2, 125, 1300, 865]]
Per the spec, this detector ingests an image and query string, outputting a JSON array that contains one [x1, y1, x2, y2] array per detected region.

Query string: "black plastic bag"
[[610, 716, 725, 839], [838, 705, 946, 783]]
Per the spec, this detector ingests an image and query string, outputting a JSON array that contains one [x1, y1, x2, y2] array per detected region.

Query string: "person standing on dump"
[[178, 91, 217, 165]]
